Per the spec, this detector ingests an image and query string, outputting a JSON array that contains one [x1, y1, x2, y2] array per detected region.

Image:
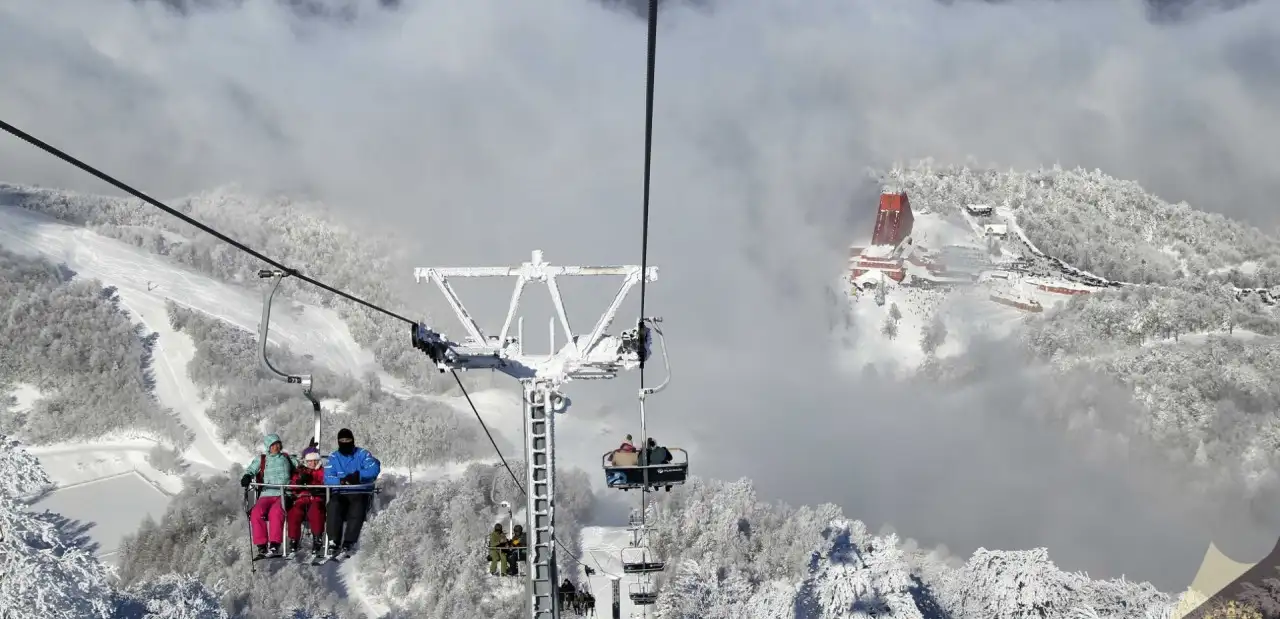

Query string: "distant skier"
[[287, 443, 327, 556], [239, 433, 298, 558], [323, 428, 380, 559]]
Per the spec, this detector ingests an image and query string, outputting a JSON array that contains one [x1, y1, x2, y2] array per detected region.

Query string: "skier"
[[286, 444, 327, 556], [322, 428, 381, 558], [639, 437, 671, 466], [618, 434, 637, 452], [505, 524, 525, 576], [558, 579, 577, 610], [239, 433, 298, 558], [488, 523, 509, 576]]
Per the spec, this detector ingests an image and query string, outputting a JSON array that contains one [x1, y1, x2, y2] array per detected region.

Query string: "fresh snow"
[[7, 382, 43, 414], [580, 526, 641, 618], [118, 289, 249, 469], [26, 438, 183, 494]]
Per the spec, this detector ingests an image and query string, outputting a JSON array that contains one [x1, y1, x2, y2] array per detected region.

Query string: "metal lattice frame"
[[412, 250, 657, 619]]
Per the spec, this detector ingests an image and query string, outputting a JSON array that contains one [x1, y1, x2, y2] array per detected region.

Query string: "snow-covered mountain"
[[2, 168, 1273, 617]]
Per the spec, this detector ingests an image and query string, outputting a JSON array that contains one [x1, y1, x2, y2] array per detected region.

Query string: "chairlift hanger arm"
[[258, 269, 323, 444], [257, 270, 313, 391], [638, 320, 670, 398]]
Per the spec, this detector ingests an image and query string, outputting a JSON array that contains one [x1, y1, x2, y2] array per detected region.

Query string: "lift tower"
[[411, 250, 658, 619]]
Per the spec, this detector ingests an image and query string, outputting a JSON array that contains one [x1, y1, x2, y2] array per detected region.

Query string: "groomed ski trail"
[[0, 201, 377, 378]]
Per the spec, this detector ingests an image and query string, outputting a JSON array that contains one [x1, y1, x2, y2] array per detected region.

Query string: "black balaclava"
[[337, 428, 356, 456]]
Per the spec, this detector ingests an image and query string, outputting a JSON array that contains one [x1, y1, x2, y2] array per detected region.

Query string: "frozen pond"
[[32, 471, 172, 565]]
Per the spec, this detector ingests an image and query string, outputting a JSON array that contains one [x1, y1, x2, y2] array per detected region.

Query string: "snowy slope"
[[580, 526, 642, 618], [0, 201, 377, 378]]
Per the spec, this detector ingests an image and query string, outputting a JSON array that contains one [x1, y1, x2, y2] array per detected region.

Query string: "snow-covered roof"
[[860, 244, 899, 258]]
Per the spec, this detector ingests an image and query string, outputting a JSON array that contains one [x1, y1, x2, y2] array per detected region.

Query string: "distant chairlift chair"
[[620, 546, 665, 574], [602, 447, 688, 490], [628, 582, 658, 606]]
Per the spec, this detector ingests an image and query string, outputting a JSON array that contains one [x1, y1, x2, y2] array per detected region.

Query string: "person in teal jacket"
[[239, 433, 299, 558]]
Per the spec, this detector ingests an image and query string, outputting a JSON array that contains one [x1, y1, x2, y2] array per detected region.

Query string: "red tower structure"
[[871, 192, 914, 246]]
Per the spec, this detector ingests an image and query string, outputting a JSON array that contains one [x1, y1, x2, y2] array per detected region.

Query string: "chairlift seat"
[[620, 546, 665, 574], [602, 448, 688, 490], [622, 560, 666, 574], [628, 583, 658, 605]]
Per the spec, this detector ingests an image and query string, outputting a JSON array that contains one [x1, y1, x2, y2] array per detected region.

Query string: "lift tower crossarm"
[[412, 250, 657, 385]]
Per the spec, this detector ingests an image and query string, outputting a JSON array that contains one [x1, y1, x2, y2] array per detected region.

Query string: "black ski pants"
[[326, 493, 369, 546]]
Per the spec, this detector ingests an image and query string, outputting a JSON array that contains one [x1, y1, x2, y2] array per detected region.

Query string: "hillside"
[[0, 175, 1253, 618]]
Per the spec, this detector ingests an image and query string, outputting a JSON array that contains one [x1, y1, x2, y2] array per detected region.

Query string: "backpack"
[[255, 452, 295, 485]]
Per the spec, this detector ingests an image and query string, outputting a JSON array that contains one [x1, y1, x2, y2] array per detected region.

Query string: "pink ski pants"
[[249, 495, 286, 545]]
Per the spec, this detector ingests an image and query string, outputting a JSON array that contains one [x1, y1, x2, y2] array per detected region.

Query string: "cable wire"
[[633, 0, 661, 572], [0, 118, 415, 325]]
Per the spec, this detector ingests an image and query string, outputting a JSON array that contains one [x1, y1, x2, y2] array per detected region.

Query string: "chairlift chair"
[[628, 581, 658, 605], [620, 546, 665, 574], [602, 447, 688, 490]]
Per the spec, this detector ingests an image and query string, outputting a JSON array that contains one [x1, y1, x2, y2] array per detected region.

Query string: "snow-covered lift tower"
[[412, 250, 658, 619]]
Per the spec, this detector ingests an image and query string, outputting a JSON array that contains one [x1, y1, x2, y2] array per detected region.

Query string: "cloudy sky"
[[2, 0, 1278, 590]]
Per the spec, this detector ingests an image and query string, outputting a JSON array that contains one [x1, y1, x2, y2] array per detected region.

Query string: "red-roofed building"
[[872, 193, 914, 246]]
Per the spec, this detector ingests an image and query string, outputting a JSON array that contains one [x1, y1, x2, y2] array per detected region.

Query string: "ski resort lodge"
[[849, 192, 980, 285]]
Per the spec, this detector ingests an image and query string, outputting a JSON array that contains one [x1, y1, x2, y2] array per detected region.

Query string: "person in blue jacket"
[[323, 427, 381, 557]]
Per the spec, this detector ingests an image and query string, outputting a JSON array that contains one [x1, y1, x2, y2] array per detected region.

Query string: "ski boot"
[[253, 544, 268, 560], [266, 542, 282, 558], [287, 539, 300, 557]]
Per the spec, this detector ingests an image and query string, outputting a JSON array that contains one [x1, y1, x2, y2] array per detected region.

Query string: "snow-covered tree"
[[881, 315, 899, 339], [0, 493, 117, 618], [920, 315, 947, 357], [0, 248, 188, 446], [0, 434, 54, 500], [119, 573, 229, 619]]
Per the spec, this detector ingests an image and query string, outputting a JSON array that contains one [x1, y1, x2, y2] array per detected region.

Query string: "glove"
[[240, 474, 252, 488], [342, 472, 360, 485], [308, 437, 318, 449]]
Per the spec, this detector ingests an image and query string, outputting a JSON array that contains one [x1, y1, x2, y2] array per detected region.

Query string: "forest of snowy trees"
[[878, 163, 1280, 534], [9, 165, 1279, 616], [643, 477, 1173, 618], [0, 248, 189, 446], [166, 302, 492, 468], [882, 162, 1280, 287], [0, 183, 484, 395]]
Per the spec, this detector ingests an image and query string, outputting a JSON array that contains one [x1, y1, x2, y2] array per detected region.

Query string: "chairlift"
[[628, 581, 658, 605], [602, 447, 688, 490], [620, 546, 665, 574], [244, 480, 381, 568]]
